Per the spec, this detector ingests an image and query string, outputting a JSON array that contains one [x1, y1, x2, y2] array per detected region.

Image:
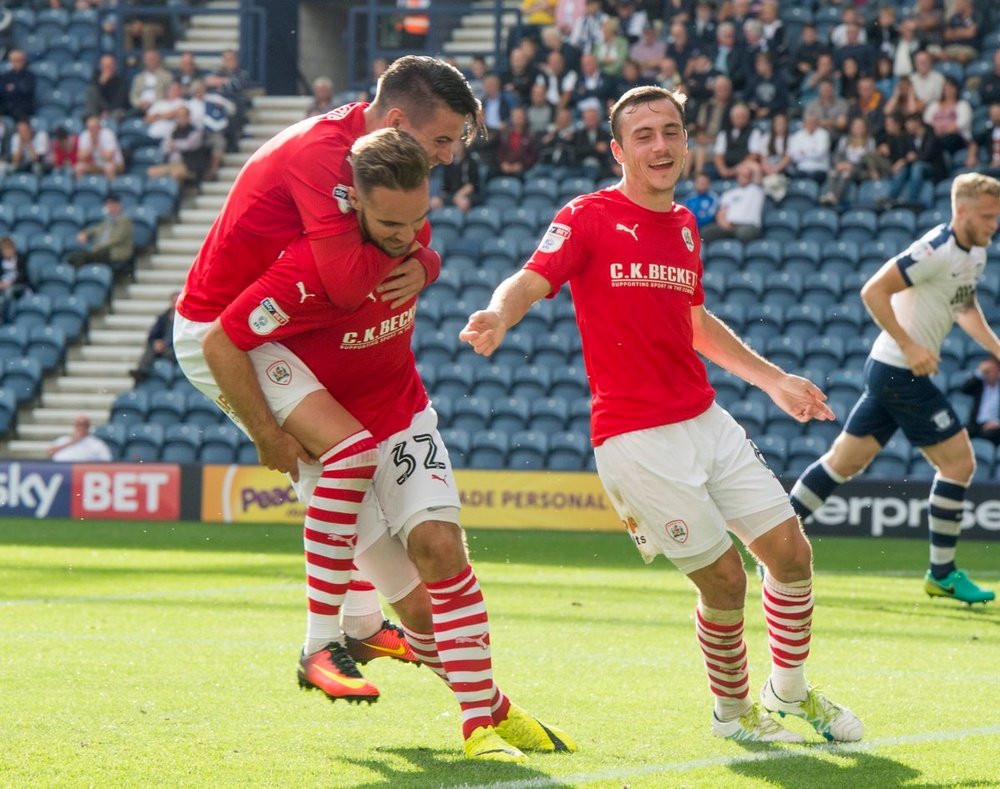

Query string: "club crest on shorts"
[[664, 519, 689, 543], [539, 222, 571, 253], [248, 297, 289, 335], [932, 409, 954, 430], [682, 226, 695, 252], [266, 360, 292, 386], [332, 184, 352, 213]]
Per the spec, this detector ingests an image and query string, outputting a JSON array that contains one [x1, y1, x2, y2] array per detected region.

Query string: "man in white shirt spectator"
[[75, 114, 124, 180], [9, 116, 49, 175], [48, 416, 112, 462], [700, 161, 765, 242], [909, 50, 945, 111], [129, 48, 174, 116], [144, 81, 186, 140], [787, 109, 831, 183]]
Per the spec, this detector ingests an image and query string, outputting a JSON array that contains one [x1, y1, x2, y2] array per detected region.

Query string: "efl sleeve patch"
[[538, 223, 571, 254], [248, 298, 290, 335]]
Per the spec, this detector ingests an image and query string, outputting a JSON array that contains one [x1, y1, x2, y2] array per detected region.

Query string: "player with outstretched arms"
[[461, 86, 863, 743]]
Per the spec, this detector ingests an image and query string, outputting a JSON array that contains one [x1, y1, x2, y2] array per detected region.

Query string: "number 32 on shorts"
[[390, 433, 447, 485]]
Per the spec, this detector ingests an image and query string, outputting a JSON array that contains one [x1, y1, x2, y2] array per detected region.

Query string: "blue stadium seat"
[[729, 399, 767, 436], [711, 302, 746, 333], [917, 208, 949, 234], [463, 206, 503, 244], [826, 368, 866, 401], [161, 424, 202, 463], [142, 176, 180, 219], [705, 239, 744, 269], [765, 334, 805, 369], [484, 176, 522, 209], [435, 361, 476, 400], [971, 437, 995, 479], [467, 430, 508, 469], [800, 207, 839, 242], [184, 390, 222, 427], [752, 434, 788, 474], [511, 365, 552, 401], [26, 325, 66, 373], [743, 238, 783, 269], [10, 293, 53, 330], [801, 271, 843, 309], [93, 423, 125, 458], [472, 363, 512, 400], [839, 209, 878, 243], [451, 396, 491, 434], [878, 208, 917, 236], [508, 430, 548, 469], [763, 209, 800, 241], [73, 263, 113, 310], [459, 267, 500, 305], [0, 388, 18, 436], [148, 390, 187, 427], [2, 357, 43, 406], [491, 396, 531, 434], [73, 174, 109, 211], [50, 295, 89, 341], [38, 171, 73, 209], [437, 297, 475, 337], [744, 303, 784, 344], [786, 435, 829, 478], [0, 324, 29, 364], [805, 336, 845, 375], [855, 179, 893, 210], [783, 302, 824, 335], [782, 240, 821, 276], [764, 271, 803, 308], [501, 206, 539, 235], [479, 236, 519, 274], [35, 261, 74, 300], [780, 178, 820, 213], [726, 271, 764, 307], [568, 398, 590, 436], [864, 438, 909, 479], [558, 176, 595, 204], [432, 267, 462, 301], [57, 60, 90, 96], [842, 335, 872, 369], [700, 269, 725, 302], [414, 330, 454, 368], [110, 390, 150, 425], [49, 203, 85, 239], [547, 431, 589, 470], [491, 329, 533, 369], [532, 332, 571, 367], [121, 423, 164, 462], [550, 364, 588, 401], [765, 410, 807, 442], [2, 172, 39, 205], [200, 423, 242, 463], [938, 335, 967, 377], [530, 396, 569, 434], [440, 427, 470, 467], [130, 205, 159, 251], [822, 240, 861, 275], [709, 368, 747, 405]]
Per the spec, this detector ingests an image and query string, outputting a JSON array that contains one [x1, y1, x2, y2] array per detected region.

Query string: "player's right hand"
[[902, 343, 940, 377], [459, 310, 506, 357], [256, 429, 317, 481]]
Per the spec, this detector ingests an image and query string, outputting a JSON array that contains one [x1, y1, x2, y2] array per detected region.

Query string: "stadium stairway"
[[0, 95, 306, 459], [442, 0, 520, 68], [170, 0, 239, 68]]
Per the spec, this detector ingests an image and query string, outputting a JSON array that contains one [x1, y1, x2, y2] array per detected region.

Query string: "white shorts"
[[594, 402, 794, 569], [173, 314, 326, 430]]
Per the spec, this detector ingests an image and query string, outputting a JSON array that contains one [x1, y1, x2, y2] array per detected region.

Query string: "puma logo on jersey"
[[616, 223, 639, 241], [296, 282, 316, 302]]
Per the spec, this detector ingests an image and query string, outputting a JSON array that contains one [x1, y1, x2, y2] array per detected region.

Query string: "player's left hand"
[[377, 257, 426, 308], [767, 374, 836, 423]]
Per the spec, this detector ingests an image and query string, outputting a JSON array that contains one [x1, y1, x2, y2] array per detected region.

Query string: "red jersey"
[[179, 103, 422, 322], [219, 236, 428, 442], [525, 188, 715, 445]]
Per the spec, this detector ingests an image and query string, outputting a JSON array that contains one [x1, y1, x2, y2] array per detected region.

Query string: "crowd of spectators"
[[421, 0, 1000, 213]]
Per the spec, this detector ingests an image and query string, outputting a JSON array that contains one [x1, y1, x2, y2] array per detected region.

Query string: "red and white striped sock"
[[696, 603, 751, 721], [426, 564, 497, 739], [401, 625, 451, 684], [761, 574, 813, 701], [302, 431, 377, 657]]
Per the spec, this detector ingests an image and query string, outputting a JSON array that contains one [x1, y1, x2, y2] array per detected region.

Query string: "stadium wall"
[[3, 460, 1000, 541]]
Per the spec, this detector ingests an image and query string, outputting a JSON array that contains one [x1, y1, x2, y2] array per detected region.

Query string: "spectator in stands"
[[555, 0, 583, 37], [572, 52, 613, 109], [909, 50, 945, 112], [711, 23, 740, 83], [85, 53, 130, 121], [838, 57, 861, 102], [304, 76, 335, 117], [464, 55, 488, 100], [683, 172, 719, 229], [0, 235, 29, 301], [568, 0, 606, 56], [520, 0, 557, 46], [47, 415, 112, 462], [800, 52, 839, 107], [653, 56, 682, 92], [495, 106, 539, 177], [130, 292, 178, 383], [204, 49, 251, 153], [595, 16, 629, 77], [805, 79, 850, 139], [752, 110, 792, 177], [9, 117, 49, 176], [712, 102, 755, 180], [145, 81, 187, 141], [787, 109, 832, 184], [886, 113, 945, 208], [688, 74, 733, 177], [892, 18, 921, 78], [480, 73, 513, 166], [539, 24, 581, 74], [130, 48, 174, 116], [883, 74, 921, 124], [630, 23, 665, 80], [68, 194, 135, 273], [501, 44, 539, 105], [615, 59, 651, 96], [48, 126, 78, 172], [821, 117, 878, 207], [613, 0, 647, 45], [960, 356, 1000, 444], [831, 7, 866, 49], [124, 5, 171, 52], [536, 50, 577, 110], [791, 24, 831, 84], [0, 49, 35, 120], [75, 114, 125, 180], [700, 161, 765, 243], [868, 5, 900, 59], [689, 0, 717, 51], [942, 0, 980, 65], [664, 20, 695, 77], [911, 0, 944, 50], [850, 75, 886, 134], [745, 52, 787, 121], [525, 81, 554, 137], [173, 51, 205, 98], [739, 19, 769, 71], [571, 99, 612, 178], [835, 22, 876, 75], [871, 113, 911, 180], [874, 55, 897, 97], [923, 77, 972, 156], [757, 0, 784, 55], [682, 51, 718, 109], [430, 142, 481, 212], [728, 0, 753, 43], [362, 56, 389, 102], [186, 80, 225, 182], [538, 106, 578, 169], [147, 104, 207, 185], [980, 50, 1000, 108], [966, 103, 1000, 176]]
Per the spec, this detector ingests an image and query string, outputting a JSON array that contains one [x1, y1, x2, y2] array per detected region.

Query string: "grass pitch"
[[0, 518, 997, 788]]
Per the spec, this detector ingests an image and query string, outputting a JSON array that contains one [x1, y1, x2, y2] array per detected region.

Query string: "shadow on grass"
[[340, 745, 576, 789], [728, 745, 989, 789]]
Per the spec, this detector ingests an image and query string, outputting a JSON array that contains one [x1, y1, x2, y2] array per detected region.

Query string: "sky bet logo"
[[0, 463, 68, 518]]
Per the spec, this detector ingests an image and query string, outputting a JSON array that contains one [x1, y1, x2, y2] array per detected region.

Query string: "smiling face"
[[611, 96, 688, 206], [352, 184, 430, 258], [392, 104, 467, 167]]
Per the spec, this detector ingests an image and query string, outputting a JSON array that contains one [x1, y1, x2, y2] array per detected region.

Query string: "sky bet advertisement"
[[1, 460, 1000, 541]]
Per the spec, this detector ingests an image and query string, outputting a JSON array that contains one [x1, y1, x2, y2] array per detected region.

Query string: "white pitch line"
[[0, 582, 299, 607], [453, 724, 1000, 789]]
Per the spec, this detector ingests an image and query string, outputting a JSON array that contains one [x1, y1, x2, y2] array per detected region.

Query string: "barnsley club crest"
[[266, 361, 293, 386], [664, 519, 689, 543], [682, 226, 695, 252]]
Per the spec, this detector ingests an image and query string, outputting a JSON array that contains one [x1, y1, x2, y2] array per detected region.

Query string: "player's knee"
[[406, 520, 467, 582], [391, 586, 433, 634]]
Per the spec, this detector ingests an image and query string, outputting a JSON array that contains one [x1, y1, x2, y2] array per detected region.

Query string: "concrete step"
[[163, 53, 222, 72], [175, 40, 235, 53], [193, 193, 227, 209], [49, 375, 130, 394], [41, 392, 116, 410], [184, 27, 240, 42], [199, 181, 233, 196], [31, 407, 109, 425], [4, 439, 58, 458], [165, 225, 210, 240], [158, 238, 204, 255], [120, 283, 180, 300], [134, 268, 188, 285], [75, 346, 143, 363], [223, 151, 251, 166], [193, 13, 240, 27], [441, 40, 494, 54], [451, 28, 499, 42], [89, 329, 148, 346], [238, 138, 263, 153], [99, 314, 159, 331], [254, 96, 311, 111], [179, 207, 221, 224], [111, 298, 170, 315], [245, 123, 294, 138], [67, 360, 134, 376]]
